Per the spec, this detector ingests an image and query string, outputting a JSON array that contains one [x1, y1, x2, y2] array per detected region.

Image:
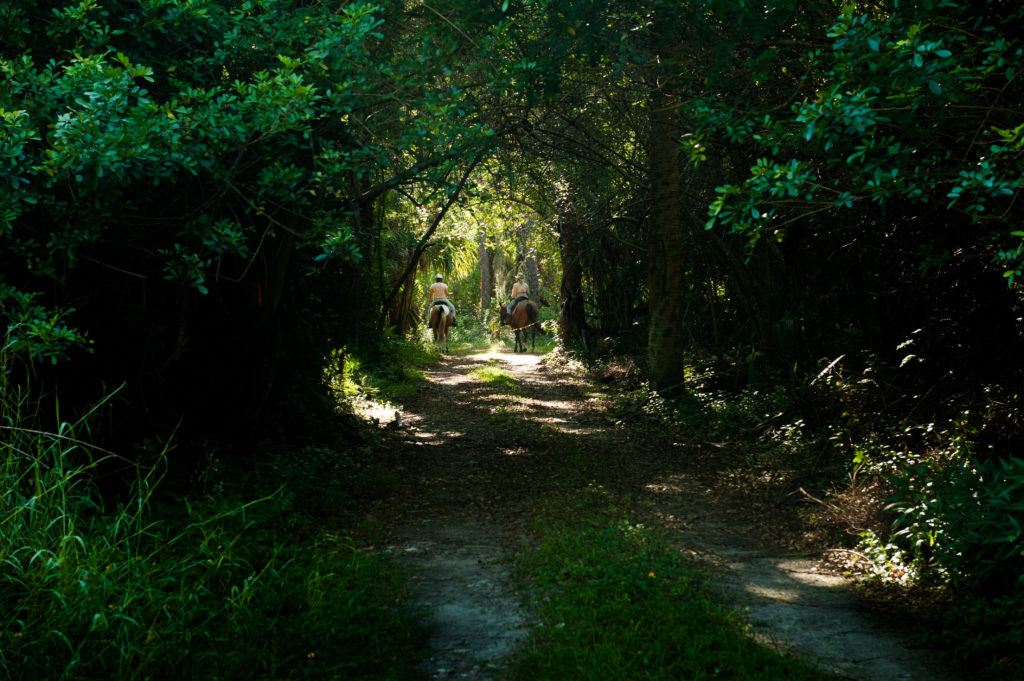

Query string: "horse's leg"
[[432, 309, 444, 352], [430, 311, 436, 349]]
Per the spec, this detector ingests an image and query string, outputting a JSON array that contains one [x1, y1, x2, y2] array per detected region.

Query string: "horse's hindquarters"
[[429, 305, 451, 353]]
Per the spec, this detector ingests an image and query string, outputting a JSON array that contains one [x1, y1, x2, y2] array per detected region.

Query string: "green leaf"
[[928, 80, 942, 95]]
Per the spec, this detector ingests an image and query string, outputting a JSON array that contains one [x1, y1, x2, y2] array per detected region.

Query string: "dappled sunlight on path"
[[369, 350, 965, 681]]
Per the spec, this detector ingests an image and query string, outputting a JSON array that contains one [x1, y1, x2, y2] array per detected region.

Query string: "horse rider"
[[507, 272, 530, 314], [428, 274, 457, 326]]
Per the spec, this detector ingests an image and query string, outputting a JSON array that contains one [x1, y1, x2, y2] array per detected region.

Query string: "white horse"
[[429, 302, 453, 353]]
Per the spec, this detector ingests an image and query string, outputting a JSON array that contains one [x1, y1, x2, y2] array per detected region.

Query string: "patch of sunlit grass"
[[326, 339, 430, 413], [470, 364, 520, 394], [508, 489, 839, 681], [419, 316, 496, 355], [492, 331, 557, 354]]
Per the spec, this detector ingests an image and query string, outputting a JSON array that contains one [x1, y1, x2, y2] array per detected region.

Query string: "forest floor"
[[360, 350, 963, 681]]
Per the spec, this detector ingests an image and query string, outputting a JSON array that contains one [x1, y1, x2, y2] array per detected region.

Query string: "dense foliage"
[[0, 346, 420, 681], [1, 0, 510, 456], [3, 0, 1024, 677]]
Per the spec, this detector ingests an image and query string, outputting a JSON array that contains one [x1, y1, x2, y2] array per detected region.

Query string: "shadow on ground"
[[368, 351, 962, 681]]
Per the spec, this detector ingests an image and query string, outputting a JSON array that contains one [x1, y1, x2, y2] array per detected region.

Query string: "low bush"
[[887, 454, 1024, 590], [877, 451, 1024, 680], [329, 333, 433, 406], [925, 586, 1024, 681]]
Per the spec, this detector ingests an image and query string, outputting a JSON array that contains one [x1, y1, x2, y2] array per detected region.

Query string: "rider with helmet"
[[428, 274, 457, 326]]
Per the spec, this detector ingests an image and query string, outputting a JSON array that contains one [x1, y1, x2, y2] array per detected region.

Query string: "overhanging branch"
[[379, 153, 485, 329]]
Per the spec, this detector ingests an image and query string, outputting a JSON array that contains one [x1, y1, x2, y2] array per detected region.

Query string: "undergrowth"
[[328, 333, 433, 406], [596, 348, 1024, 681], [510, 487, 837, 681], [400, 310, 559, 358], [0, 344, 421, 681]]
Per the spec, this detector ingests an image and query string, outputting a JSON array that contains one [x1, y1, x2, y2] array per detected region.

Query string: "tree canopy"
[[3, 0, 1024, 674], [3, 0, 1022, 433]]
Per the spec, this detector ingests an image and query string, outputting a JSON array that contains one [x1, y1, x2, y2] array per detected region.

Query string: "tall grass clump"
[[509, 489, 837, 681], [0, 344, 420, 681]]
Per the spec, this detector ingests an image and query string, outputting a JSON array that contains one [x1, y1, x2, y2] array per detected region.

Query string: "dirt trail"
[[372, 351, 962, 681]]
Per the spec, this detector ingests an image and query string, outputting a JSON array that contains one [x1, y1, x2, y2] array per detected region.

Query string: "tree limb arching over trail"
[[372, 352, 963, 681]]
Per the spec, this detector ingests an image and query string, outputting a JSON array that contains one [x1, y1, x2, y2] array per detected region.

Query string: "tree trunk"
[[647, 92, 686, 393], [478, 226, 491, 318], [558, 210, 588, 345], [378, 154, 482, 330], [524, 249, 539, 300], [521, 218, 540, 301]]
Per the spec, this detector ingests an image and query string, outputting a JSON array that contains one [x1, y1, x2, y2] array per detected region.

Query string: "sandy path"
[[372, 351, 962, 681]]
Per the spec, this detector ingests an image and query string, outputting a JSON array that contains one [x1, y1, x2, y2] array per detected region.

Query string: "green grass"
[[0, 345, 422, 681], [329, 336, 432, 405], [509, 488, 838, 681], [470, 363, 521, 393], [492, 324, 558, 354]]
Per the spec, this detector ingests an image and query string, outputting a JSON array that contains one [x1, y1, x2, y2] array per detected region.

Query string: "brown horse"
[[429, 302, 453, 353], [498, 299, 539, 352]]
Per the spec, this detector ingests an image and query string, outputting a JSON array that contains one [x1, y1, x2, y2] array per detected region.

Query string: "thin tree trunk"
[[524, 249, 539, 302], [558, 210, 588, 344], [478, 226, 491, 317], [647, 91, 687, 393], [521, 218, 540, 301]]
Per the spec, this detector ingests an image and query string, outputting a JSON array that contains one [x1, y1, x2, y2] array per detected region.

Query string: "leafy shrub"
[[926, 586, 1024, 681], [887, 454, 1024, 591], [854, 529, 920, 586], [329, 333, 432, 406]]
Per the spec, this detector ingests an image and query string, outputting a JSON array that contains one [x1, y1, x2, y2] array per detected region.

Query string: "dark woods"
[[2, 3, 1024, 673]]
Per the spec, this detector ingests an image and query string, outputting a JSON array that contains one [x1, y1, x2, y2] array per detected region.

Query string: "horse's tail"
[[527, 302, 539, 326]]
